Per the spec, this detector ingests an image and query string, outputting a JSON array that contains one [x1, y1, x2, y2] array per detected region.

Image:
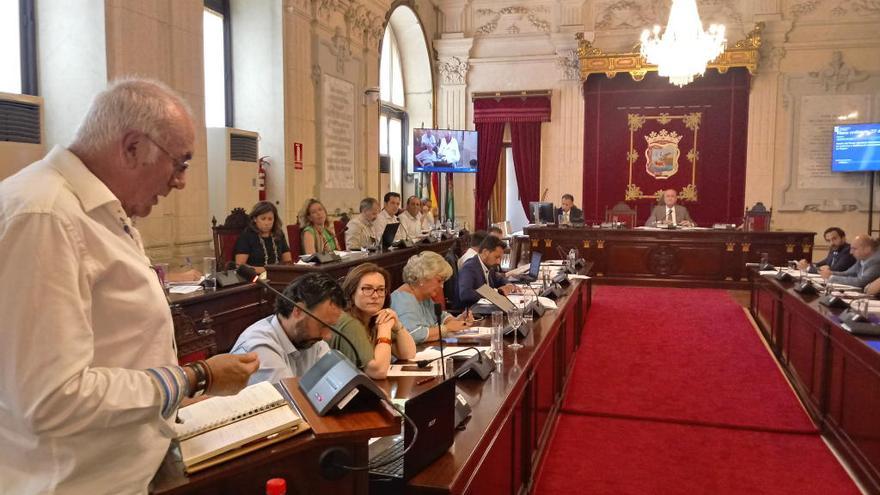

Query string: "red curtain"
[[510, 122, 542, 217], [474, 122, 505, 229], [473, 96, 551, 228]]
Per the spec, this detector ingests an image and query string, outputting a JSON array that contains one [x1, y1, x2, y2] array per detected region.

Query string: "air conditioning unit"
[[0, 92, 45, 181], [207, 127, 260, 223]]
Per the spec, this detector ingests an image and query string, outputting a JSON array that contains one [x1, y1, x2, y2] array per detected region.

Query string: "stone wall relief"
[[329, 27, 352, 73], [474, 5, 551, 36], [808, 50, 869, 92], [556, 48, 581, 81], [438, 56, 469, 85]]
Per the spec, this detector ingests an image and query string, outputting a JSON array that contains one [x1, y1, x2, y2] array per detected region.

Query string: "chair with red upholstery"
[[211, 208, 249, 270], [286, 224, 302, 259], [605, 202, 638, 228], [744, 202, 772, 232], [333, 218, 349, 251]]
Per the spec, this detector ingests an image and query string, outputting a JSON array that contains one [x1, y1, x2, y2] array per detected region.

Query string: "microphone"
[[416, 346, 483, 368], [434, 303, 446, 377], [398, 214, 412, 241], [236, 265, 363, 369]]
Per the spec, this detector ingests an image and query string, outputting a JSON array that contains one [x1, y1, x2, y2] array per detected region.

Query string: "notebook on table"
[[174, 381, 309, 473]]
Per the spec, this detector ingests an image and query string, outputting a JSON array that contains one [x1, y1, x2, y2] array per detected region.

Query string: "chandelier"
[[640, 0, 726, 87]]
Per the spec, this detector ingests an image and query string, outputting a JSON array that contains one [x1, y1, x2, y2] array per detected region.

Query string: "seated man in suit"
[[820, 234, 880, 289], [488, 225, 505, 238], [797, 227, 856, 274], [458, 235, 517, 307], [555, 193, 584, 224], [646, 189, 694, 227], [458, 230, 487, 269]]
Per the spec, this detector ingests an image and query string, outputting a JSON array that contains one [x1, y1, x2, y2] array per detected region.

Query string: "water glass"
[[203, 257, 217, 291], [508, 308, 523, 350], [153, 263, 169, 289], [491, 310, 504, 364], [521, 295, 533, 325]]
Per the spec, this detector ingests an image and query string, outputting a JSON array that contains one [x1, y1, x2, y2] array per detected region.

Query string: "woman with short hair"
[[234, 201, 292, 274], [390, 251, 474, 343], [299, 198, 339, 255], [329, 263, 416, 379]]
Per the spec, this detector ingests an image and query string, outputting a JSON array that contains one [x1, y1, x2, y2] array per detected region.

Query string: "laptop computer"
[[470, 284, 531, 338], [381, 222, 401, 250], [509, 251, 542, 283], [368, 377, 456, 483]]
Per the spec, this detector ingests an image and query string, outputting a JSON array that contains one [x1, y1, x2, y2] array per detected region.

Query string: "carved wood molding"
[[576, 22, 764, 82]]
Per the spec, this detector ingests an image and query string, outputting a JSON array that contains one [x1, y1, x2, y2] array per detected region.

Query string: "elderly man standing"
[[646, 189, 694, 227], [0, 79, 258, 494], [820, 234, 880, 289]]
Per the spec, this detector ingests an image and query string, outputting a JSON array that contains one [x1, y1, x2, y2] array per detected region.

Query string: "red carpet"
[[534, 286, 860, 494], [562, 286, 816, 433], [535, 415, 859, 495]]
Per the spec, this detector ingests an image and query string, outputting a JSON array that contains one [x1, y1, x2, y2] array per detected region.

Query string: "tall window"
[[379, 28, 407, 193], [1, 0, 37, 95], [203, 0, 233, 127]]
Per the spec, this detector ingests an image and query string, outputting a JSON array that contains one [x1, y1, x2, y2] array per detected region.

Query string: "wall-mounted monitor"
[[831, 122, 880, 172], [413, 129, 478, 173]]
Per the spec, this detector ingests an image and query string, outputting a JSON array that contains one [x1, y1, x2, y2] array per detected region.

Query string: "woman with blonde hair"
[[390, 251, 474, 343], [299, 198, 339, 255], [329, 263, 416, 379], [234, 201, 293, 274]]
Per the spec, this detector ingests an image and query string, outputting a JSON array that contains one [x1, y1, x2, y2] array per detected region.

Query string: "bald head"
[[662, 189, 678, 207], [851, 234, 878, 260]]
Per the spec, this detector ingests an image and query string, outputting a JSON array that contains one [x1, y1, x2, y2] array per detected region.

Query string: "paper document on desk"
[[169, 285, 203, 294], [507, 294, 558, 310], [569, 274, 591, 280], [413, 346, 492, 362], [453, 326, 494, 337]]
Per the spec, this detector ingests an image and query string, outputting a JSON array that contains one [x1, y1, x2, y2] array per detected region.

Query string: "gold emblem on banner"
[[644, 130, 681, 179]]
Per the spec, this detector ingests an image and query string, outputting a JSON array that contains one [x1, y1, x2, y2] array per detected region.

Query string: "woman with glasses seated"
[[299, 198, 339, 255], [329, 263, 416, 379], [234, 201, 293, 274], [390, 251, 475, 344]]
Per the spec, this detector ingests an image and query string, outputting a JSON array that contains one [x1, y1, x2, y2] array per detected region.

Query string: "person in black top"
[[797, 226, 857, 273], [234, 201, 292, 273]]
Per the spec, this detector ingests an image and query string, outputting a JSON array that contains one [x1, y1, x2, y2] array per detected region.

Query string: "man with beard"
[[232, 273, 346, 384], [458, 235, 518, 307]]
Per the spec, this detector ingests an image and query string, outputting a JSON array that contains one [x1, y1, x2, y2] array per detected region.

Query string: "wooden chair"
[[333, 218, 349, 251], [172, 305, 217, 364], [211, 208, 249, 270], [286, 224, 302, 259], [605, 202, 638, 228], [744, 202, 771, 232]]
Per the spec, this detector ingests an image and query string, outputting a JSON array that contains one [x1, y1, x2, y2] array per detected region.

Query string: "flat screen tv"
[[831, 122, 880, 172], [413, 129, 478, 173]]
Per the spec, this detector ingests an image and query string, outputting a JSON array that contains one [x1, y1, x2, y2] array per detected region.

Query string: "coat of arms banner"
[[624, 112, 701, 202]]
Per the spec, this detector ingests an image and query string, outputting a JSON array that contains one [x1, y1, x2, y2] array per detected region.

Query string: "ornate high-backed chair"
[[333, 218, 349, 251], [605, 202, 638, 228], [286, 224, 302, 259], [744, 202, 772, 232], [172, 305, 217, 365], [211, 208, 249, 270]]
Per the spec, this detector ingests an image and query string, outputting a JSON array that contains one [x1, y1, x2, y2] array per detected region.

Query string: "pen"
[[416, 377, 436, 385]]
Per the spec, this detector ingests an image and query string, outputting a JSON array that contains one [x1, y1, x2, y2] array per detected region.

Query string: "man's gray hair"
[[70, 78, 194, 154], [402, 251, 452, 286], [359, 197, 379, 213]]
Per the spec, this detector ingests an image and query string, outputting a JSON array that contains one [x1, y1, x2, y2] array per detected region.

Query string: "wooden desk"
[[375, 278, 591, 494], [750, 273, 880, 492], [265, 238, 461, 292], [150, 378, 399, 495], [525, 226, 815, 288]]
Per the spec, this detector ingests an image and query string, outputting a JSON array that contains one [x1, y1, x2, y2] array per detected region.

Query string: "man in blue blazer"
[[458, 235, 517, 307], [820, 234, 880, 288], [797, 227, 856, 273]]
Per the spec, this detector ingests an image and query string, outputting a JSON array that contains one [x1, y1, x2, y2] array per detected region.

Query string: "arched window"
[[379, 27, 407, 194], [0, 0, 37, 95]]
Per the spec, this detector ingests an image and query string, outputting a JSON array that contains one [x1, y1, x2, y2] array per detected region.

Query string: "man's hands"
[[204, 353, 260, 396]]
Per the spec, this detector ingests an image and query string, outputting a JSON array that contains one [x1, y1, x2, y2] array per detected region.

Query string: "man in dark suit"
[[555, 193, 584, 224], [458, 235, 517, 307], [797, 227, 857, 273], [646, 189, 694, 227], [820, 234, 880, 288]]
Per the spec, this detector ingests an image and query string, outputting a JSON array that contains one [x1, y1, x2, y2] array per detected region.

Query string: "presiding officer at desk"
[[798, 226, 857, 273], [232, 273, 345, 385], [555, 193, 584, 224], [458, 235, 517, 307], [234, 201, 293, 274], [0, 78, 258, 494], [646, 189, 694, 227], [391, 251, 474, 343], [820, 234, 880, 289]]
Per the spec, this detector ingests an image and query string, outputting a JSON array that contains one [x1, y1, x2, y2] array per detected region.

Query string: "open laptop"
[[470, 285, 532, 338], [509, 251, 542, 283], [368, 377, 456, 483], [381, 222, 401, 250]]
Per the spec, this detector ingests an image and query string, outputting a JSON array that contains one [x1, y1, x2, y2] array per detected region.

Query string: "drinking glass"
[[203, 257, 217, 291], [154, 263, 169, 290], [521, 294, 533, 325], [508, 307, 523, 350]]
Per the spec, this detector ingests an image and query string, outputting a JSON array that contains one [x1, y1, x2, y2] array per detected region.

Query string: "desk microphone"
[[416, 346, 483, 368], [236, 265, 363, 369], [434, 303, 446, 377]]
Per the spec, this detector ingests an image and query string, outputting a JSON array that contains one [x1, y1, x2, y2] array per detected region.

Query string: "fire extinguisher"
[[257, 156, 269, 201]]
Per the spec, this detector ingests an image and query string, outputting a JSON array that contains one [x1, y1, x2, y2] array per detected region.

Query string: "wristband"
[[185, 361, 208, 398], [376, 337, 393, 346]]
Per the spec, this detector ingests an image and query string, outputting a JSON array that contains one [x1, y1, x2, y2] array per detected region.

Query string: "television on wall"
[[412, 129, 478, 173], [831, 122, 880, 172]]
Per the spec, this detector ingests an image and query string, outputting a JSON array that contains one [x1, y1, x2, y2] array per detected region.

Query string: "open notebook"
[[174, 381, 308, 473]]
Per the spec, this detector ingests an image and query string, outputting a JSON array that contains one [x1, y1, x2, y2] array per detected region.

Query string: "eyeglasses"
[[145, 134, 191, 177], [359, 286, 386, 297]]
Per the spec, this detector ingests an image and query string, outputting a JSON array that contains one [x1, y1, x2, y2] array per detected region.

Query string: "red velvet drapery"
[[473, 96, 551, 228]]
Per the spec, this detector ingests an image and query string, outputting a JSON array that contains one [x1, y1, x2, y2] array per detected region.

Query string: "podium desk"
[[150, 378, 399, 495], [266, 238, 461, 292], [380, 278, 591, 494], [750, 272, 880, 493], [525, 225, 815, 289]]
